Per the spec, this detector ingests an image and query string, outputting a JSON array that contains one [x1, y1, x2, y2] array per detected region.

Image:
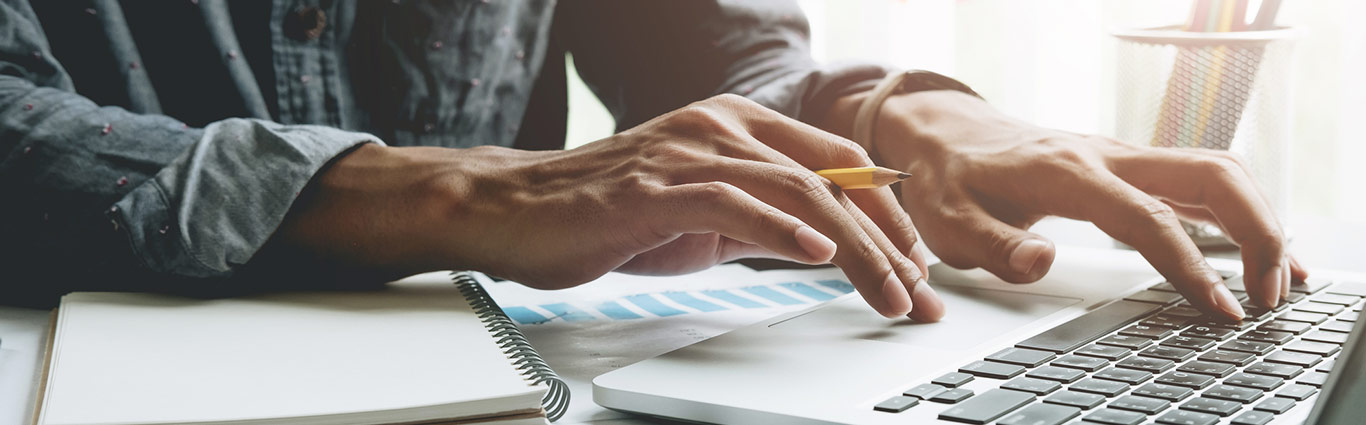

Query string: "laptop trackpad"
[[771, 284, 1082, 352]]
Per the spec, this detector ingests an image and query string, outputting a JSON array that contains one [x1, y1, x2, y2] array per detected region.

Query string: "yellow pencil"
[[815, 167, 910, 189]]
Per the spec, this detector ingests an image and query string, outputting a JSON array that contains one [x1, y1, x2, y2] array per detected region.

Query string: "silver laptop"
[[594, 246, 1365, 424]]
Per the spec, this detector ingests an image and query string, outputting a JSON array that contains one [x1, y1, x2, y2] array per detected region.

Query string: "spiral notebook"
[[32, 272, 568, 425]]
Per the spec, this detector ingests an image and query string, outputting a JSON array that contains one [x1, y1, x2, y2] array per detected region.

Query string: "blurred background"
[[564, 0, 1365, 229]]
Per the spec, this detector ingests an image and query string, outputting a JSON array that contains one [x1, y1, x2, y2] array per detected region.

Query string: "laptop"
[[594, 245, 1365, 424]]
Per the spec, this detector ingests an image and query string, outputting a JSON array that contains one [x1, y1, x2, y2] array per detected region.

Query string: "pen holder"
[[1113, 26, 1298, 248]]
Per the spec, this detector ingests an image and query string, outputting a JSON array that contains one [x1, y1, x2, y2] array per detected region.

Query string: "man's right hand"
[[274, 94, 944, 322]]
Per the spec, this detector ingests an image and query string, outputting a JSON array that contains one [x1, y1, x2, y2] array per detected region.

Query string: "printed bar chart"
[[500, 280, 854, 325]]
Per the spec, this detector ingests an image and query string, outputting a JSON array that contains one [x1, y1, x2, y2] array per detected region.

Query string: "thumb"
[[923, 206, 1055, 283]]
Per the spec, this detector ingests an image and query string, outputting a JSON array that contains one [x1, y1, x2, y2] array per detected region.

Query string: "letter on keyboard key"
[[1156, 409, 1220, 425], [1180, 397, 1242, 416], [1277, 384, 1317, 401], [1140, 346, 1197, 362], [930, 388, 976, 403], [1243, 362, 1304, 379], [1220, 340, 1275, 355], [1096, 335, 1153, 350], [1002, 377, 1062, 395], [1230, 410, 1274, 425], [1044, 390, 1105, 409], [1026, 366, 1086, 383], [996, 403, 1081, 425], [959, 360, 1025, 379], [1253, 397, 1295, 413], [932, 372, 975, 388], [1093, 367, 1152, 385], [902, 383, 947, 399], [1076, 344, 1130, 360], [1155, 371, 1216, 389], [1082, 408, 1146, 425], [1176, 360, 1235, 377], [1071, 378, 1130, 397], [1240, 329, 1295, 344], [1160, 335, 1216, 351], [1109, 394, 1170, 415], [1052, 355, 1108, 372], [1015, 300, 1162, 353], [1198, 349, 1256, 366], [1203, 384, 1263, 404], [1117, 356, 1175, 373], [1224, 372, 1284, 391], [937, 388, 1034, 424], [1131, 383, 1194, 402]]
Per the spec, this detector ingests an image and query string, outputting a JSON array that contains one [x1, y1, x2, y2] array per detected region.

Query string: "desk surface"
[[1, 214, 1359, 425]]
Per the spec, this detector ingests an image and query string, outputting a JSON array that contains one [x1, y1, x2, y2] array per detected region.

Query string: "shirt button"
[[284, 7, 327, 41]]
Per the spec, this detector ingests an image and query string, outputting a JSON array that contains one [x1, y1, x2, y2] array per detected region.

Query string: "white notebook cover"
[[37, 272, 547, 425]]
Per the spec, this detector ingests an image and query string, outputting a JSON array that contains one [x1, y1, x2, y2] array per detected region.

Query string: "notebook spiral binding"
[[454, 272, 570, 422]]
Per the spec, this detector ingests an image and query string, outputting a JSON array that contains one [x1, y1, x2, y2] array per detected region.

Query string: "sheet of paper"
[[479, 265, 854, 425]]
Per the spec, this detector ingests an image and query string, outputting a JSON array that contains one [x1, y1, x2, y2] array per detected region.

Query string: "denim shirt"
[[0, 0, 888, 306]]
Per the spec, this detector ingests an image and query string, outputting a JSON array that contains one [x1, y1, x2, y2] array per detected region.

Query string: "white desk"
[[2, 214, 1360, 425]]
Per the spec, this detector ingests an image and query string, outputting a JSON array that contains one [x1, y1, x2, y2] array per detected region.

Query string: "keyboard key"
[[1109, 394, 1170, 415], [1176, 360, 1235, 377], [930, 388, 976, 403], [1198, 349, 1256, 366], [1244, 362, 1304, 379], [1240, 329, 1295, 344], [1053, 355, 1108, 372], [1082, 408, 1146, 425], [1225, 372, 1284, 391], [1291, 276, 1332, 294], [1277, 384, 1317, 401], [1096, 335, 1153, 350], [1326, 280, 1366, 296], [1315, 358, 1336, 372], [1257, 321, 1311, 335], [1162, 306, 1204, 318], [903, 383, 947, 399], [1143, 315, 1194, 329], [1182, 326, 1235, 340], [938, 388, 1034, 424], [1161, 336, 1216, 351], [1094, 367, 1152, 385], [1253, 397, 1295, 414], [1220, 340, 1275, 355], [1002, 377, 1062, 395], [1298, 371, 1330, 387], [1126, 290, 1184, 305], [873, 395, 919, 413], [1320, 320, 1355, 333], [1310, 293, 1360, 306], [1265, 350, 1322, 367], [1119, 324, 1173, 339], [1045, 390, 1106, 409], [1180, 397, 1242, 416], [1140, 346, 1196, 362], [1155, 409, 1219, 425], [1077, 344, 1131, 360], [1203, 384, 1263, 404], [1284, 340, 1342, 356], [959, 360, 1025, 379], [1293, 301, 1345, 315], [1230, 410, 1274, 425], [1277, 311, 1329, 325], [1285, 292, 1307, 304], [1150, 281, 1178, 292], [987, 347, 1057, 367], [1072, 378, 1130, 397], [1340, 311, 1360, 321], [1238, 305, 1275, 322], [1117, 356, 1174, 374], [997, 403, 1081, 425], [1131, 383, 1194, 402], [1155, 371, 1215, 389], [932, 372, 975, 388], [1015, 300, 1162, 353], [1027, 366, 1086, 383]]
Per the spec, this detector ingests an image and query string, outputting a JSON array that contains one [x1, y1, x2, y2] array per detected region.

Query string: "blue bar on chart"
[[743, 286, 803, 305], [779, 282, 838, 301], [816, 279, 856, 294], [539, 303, 595, 322], [701, 289, 767, 309], [662, 292, 726, 312], [503, 306, 549, 324], [595, 300, 643, 320], [625, 294, 688, 317]]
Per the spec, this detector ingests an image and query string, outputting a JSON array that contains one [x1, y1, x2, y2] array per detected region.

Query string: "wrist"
[[875, 90, 1036, 171]]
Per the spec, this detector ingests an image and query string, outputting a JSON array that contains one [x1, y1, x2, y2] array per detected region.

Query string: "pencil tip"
[[897, 173, 911, 180]]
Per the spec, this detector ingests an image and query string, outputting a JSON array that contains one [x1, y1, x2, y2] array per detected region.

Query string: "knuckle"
[[1133, 199, 1179, 227], [1197, 156, 1245, 181], [707, 92, 756, 108], [692, 181, 737, 205]]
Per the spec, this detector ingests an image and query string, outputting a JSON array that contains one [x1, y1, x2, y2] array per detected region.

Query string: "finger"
[[1289, 255, 1310, 282], [844, 187, 924, 267], [660, 182, 836, 265], [674, 158, 921, 318], [836, 189, 944, 322], [1070, 173, 1245, 320], [909, 191, 1056, 284], [1111, 149, 1286, 309]]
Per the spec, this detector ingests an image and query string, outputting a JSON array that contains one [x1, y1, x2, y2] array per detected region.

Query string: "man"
[[0, 0, 1305, 322]]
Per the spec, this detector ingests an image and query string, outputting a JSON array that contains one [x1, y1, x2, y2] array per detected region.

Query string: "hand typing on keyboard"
[[824, 90, 1310, 321]]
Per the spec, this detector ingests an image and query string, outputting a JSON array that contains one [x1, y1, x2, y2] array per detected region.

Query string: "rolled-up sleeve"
[[0, 0, 377, 305], [560, 0, 890, 130]]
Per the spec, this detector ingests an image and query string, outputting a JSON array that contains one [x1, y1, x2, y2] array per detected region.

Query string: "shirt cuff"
[[109, 118, 383, 278]]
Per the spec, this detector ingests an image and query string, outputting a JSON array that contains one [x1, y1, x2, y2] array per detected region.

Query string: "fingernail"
[[1009, 239, 1049, 276], [1281, 257, 1291, 297], [1212, 285, 1246, 320], [794, 226, 836, 262], [881, 270, 912, 318], [1261, 263, 1283, 307], [909, 279, 945, 321]]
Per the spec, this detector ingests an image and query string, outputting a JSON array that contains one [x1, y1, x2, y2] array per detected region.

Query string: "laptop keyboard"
[[872, 274, 1365, 425]]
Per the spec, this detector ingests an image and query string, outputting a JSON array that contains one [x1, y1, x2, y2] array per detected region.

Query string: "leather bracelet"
[[852, 70, 982, 162]]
